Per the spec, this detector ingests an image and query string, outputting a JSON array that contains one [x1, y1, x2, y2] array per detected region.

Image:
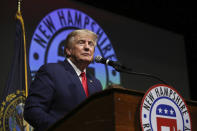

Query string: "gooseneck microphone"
[[95, 55, 112, 65], [94, 55, 169, 85], [95, 56, 119, 68], [95, 56, 132, 71]]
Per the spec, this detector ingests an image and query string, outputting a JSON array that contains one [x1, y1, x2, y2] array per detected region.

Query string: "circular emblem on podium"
[[140, 84, 192, 131], [29, 8, 120, 89]]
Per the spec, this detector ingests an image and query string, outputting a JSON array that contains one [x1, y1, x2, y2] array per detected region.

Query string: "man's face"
[[66, 33, 95, 65]]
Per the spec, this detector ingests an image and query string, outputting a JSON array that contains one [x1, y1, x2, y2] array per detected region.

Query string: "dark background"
[[77, 0, 196, 100], [1, 0, 196, 100]]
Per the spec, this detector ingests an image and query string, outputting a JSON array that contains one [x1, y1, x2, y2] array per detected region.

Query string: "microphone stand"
[[113, 65, 170, 86]]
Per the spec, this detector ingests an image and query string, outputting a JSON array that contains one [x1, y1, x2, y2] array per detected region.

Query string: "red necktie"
[[80, 72, 89, 97]]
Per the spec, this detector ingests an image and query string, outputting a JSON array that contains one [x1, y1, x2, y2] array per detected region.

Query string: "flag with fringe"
[[0, 10, 33, 131]]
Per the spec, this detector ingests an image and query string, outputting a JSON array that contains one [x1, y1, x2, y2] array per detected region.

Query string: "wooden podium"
[[48, 87, 197, 131]]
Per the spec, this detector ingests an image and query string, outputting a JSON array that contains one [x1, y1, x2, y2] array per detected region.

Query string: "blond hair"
[[64, 29, 98, 57]]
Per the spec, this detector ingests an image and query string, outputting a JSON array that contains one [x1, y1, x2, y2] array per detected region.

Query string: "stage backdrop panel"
[[0, 0, 189, 99]]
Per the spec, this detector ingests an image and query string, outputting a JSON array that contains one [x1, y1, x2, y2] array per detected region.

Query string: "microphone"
[[95, 56, 118, 67], [95, 56, 132, 71], [94, 55, 169, 85]]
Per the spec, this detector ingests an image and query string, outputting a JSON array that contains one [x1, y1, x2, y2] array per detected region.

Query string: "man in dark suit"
[[24, 29, 103, 131]]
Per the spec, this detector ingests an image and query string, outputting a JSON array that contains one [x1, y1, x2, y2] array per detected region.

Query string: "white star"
[[164, 109, 168, 114], [158, 108, 162, 113], [170, 109, 174, 115]]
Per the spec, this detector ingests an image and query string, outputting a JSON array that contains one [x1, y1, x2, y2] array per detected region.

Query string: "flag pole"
[[17, 0, 29, 98], [17, 0, 21, 13], [17, 1, 31, 130]]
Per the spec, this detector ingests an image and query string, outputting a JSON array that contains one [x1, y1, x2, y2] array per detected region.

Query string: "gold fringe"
[[16, 11, 28, 98], [16, 10, 31, 131]]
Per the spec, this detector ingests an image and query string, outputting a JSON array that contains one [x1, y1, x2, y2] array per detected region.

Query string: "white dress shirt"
[[67, 58, 86, 82]]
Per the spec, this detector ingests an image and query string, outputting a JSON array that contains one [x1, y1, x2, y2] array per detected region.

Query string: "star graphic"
[[170, 109, 174, 115], [158, 108, 162, 113], [164, 109, 168, 114]]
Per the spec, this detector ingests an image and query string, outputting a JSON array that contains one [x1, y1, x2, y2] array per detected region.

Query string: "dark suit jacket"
[[24, 59, 102, 131]]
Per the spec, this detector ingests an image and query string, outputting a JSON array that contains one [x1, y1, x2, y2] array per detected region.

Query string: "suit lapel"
[[86, 73, 97, 96], [63, 59, 98, 98], [63, 59, 87, 99]]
